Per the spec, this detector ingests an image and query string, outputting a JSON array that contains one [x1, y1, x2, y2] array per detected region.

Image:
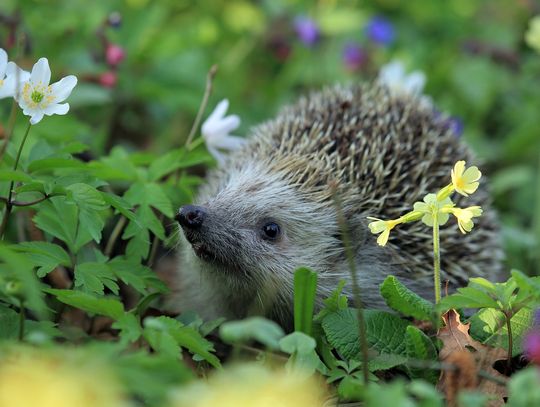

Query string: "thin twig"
[[332, 183, 370, 385], [104, 215, 128, 257], [185, 64, 218, 146], [0, 193, 58, 207]]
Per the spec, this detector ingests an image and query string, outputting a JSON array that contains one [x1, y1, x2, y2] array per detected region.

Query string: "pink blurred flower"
[[99, 71, 117, 88], [524, 330, 540, 364], [105, 44, 125, 66]]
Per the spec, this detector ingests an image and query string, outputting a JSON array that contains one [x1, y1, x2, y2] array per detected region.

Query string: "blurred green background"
[[1, 0, 539, 275]]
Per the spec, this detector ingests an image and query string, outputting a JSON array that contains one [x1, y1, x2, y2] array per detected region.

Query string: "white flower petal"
[[204, 115, 241, 139], [209, 135, 246, 151], [50, 75, 77, 102], [0, 76, 15, 99], [0, 48, 7, 77], [29, 112, 44, 125], [379, 60, 404, 88], [43, 103, 70, 116], [30, 57, 51, 86], [6, 62, 31, 83], [205, 99, 229, 124]]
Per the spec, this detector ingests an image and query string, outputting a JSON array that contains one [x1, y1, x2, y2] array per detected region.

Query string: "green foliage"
[[0, 0, 539, 404], [380, 276, 435, 321], [293, 266, 317, 336]]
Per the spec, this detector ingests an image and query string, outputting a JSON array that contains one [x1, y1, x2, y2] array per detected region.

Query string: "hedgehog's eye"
[[261, 222, 281, 241]]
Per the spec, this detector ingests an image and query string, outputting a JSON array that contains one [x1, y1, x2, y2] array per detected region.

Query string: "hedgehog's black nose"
[[176, 205, 206, 229]]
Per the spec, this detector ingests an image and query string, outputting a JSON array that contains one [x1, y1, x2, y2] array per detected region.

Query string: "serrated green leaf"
[[367, 353, 408, 371], [380, 276, 434, 321], [322, 309, 410, 360], [220, 317, 285, 350], [144, 316, 221, 368], [293, 267, 317, 336], [45, 288, 124, 319], [113, 313, 143, 344], [66, 183, 107, 211], [74, 262, 119, 295], [108, 257, 167, 294], [12, 241, 71, 277], [101, 192, 137, 221]]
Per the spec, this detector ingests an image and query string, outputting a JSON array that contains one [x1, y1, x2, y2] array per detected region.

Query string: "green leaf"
[[405, 325, 438, 382], [438, 286, 500, 311], [74, 262, 120, 295], [0, 170, 32, 182], [220, 317, 285, 350], [322, 309, 410, 360], [469, 307, 532, 356], [380, 276, 435, 321], [279, 331, 326, 375], [0, 305, 20, 339], [66, 183, 107, 211], [108, 257, 167, 294], [367, 353, 408, 372], [293, 267, 317, 336], [113, 313, 143, 344], [12, 241, 71, 277], [46, 289, 124, 319], [101, 192, 137, 221], [28, 158, 85, 172], [143, 316, 221, 368], [507, 367, 540, 406]]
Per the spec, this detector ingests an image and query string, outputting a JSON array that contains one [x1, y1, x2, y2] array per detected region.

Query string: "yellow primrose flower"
[[525, 16, 540, 53], [169, 363, 327, 407], [444, 206, 483, 234], [451, 160, 481, 197], [0, 347, 128, 407], [413, 193, 453, 227], [367, 217, 402, 246]]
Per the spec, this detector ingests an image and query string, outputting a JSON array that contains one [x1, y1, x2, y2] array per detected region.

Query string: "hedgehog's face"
[[176, 162, 342, 294]]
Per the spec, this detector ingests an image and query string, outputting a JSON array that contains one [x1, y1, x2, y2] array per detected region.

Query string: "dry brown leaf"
[[438, 309, 508, 407]]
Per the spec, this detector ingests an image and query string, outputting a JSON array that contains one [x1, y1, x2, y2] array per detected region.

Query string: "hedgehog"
[[171, 83, 503, 329]]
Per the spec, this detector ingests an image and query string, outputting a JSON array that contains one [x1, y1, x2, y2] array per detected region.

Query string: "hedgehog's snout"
[[176, 205, 206, 230]]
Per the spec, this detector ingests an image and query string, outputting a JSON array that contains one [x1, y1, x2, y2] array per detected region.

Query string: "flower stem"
[[505, 312, 513, 374], [432, 213, 441, 303], [0, 122, 32, 240]]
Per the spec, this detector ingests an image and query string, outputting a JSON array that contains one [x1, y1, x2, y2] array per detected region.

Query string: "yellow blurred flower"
[[367, 217, 402, 246], [451, 160, 481, 197], [170, 364, 327, 407], [0, 347, 127, 407], [525, 16, 540, 54], [443, 206, 483, 234]]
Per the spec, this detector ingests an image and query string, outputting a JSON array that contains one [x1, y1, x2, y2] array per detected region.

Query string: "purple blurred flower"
[[447, 116, 464, 137], [107, 11, 122, 28], [534, 309, 540, 327], [365, 16, 395, 46], [524, 330, 540, 364], [293, 16, 320, 47], [106, 44, 125, 66], [342, 43, 366, 71]]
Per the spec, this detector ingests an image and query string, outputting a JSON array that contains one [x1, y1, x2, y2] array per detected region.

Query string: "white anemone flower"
[[201, 99, 246, 165], [16, 57, 77, 125], [378, 60, 427, 97], [0, 48, 29, 99]]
